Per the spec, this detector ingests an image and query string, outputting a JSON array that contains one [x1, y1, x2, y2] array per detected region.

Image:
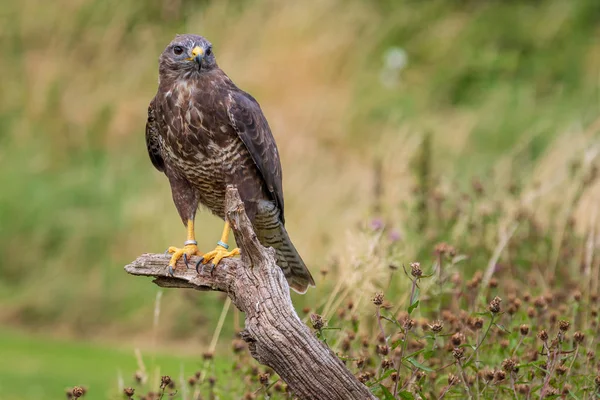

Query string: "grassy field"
[[1, 0, 599, 397], [0, 328, 237, 400]]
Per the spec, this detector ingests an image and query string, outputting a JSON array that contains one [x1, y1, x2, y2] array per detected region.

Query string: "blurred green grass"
[[0, 328, 232, 400], [0, 0, 599, 396]]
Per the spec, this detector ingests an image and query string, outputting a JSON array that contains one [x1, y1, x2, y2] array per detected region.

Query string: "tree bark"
[[124, 186, 375, 400]]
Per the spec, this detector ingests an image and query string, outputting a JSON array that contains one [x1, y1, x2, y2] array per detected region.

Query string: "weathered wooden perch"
[[124, 186, 375, 400]]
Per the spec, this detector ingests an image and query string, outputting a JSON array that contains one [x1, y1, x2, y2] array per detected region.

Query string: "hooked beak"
[[190, 46, 204, 67]]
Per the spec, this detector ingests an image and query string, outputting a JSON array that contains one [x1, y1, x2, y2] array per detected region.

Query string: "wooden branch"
[[124, 186, 375, 400]]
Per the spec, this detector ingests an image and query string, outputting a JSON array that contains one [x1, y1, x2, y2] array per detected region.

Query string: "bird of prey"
[[145, 34, 315, 293]]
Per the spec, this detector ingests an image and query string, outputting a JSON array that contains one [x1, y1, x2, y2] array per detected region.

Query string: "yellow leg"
[[166, 219, 203, 275], [197, 221, 240, 272]]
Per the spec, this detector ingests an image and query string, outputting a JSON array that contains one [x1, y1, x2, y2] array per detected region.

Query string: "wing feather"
[[145, 98, 165, 172], [226, 91, 285, 222]]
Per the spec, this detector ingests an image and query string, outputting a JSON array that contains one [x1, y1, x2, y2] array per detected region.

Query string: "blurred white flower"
[[380, 46, 408, 88]]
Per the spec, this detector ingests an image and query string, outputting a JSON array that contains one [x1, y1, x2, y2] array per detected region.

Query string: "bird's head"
[[158, 34, 217, 79]]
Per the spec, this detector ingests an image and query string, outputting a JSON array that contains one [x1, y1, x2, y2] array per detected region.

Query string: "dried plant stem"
[[393, 278, 417, 397], [464, 314, 496, 367], [208, 297, 231, 354], [456, 361, 473, 399]]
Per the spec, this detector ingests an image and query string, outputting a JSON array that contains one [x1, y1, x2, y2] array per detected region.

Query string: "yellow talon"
[[201, 245, 240, 266], [167, 219, 203, 275], [199, 220, 240, 267], [167, 243, 203, 267]]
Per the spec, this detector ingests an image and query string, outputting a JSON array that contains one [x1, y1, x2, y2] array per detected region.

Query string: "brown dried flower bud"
[[555, 365, 567, 376], [479, 368, 494, 383], [429, 320, 444, 333], [520, 324, 529, 336], [410, 262, 422, 278], [372, 292, 384, 306], [447, 373, 460, 385], [72, 387, 84, 398], [310, 313, 325, 330], [451, 332, 465, 346], [452, 347, 465, 360], [469, 317, 484, 330], [558, 320, 570, 332], [494, 370, 506, 383], [488, 296, 502, 314], [376, 345, 390, 356], [259, 373, 269, 386], [537, 330, 549, 342], [160, 376, 172, 389], [123, 388, 135, 397], [501, 359, 517, 373], [380, 359, 394, 369], [573, 331, 585, 344]]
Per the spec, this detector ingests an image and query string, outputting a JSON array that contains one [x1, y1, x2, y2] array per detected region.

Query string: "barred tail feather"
[[254, 201, 316, 294]]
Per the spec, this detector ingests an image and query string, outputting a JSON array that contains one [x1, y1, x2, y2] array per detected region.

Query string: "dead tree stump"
[[124, 186, 376, 400]]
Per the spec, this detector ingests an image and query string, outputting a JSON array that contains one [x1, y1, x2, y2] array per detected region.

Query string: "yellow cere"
[[188, 46, 204, 60]]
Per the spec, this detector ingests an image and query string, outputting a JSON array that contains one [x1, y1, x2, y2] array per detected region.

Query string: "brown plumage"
[[145, 34, 315, 293]]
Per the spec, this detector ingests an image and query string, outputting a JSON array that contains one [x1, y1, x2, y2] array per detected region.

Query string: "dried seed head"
[[258, 373, 269, 386], [479, 368, 494, 383], [429, 320, 444, 333], [187, 376, 197, 387], [390, 372, 399, 382], [376, 345, 390, 356], [124, 388, 135, 397], [573, 331, 585, 344], [451, 332, 465, 346], [356, 357, 366, 369], [452, 347, 465, 360], [434, 242, 456, 257], [488, 277, 498, 288], [357, 372, 370, 383], [310, 313, 325, 330], [595, 375, 600, 387], [488, 296, 502, 314], [573, 290, 582, 301], [501, 359, 517, 373], [468, 317, 484, 330], [72, 387, 84, 398], [558, 320, 570, 332], [537, 330, 549, 342], [447, 373, 460, 386], [208, 376, 216, 386], [372, 292, 384, 306], [380, 359, 394, 369], [403, 318, 416, 331], [494, 370, 506, 383], [202, 352, 214, 360], [302, 307, 311, 314], [534, 296, 547, 309], [520, 324, 530, 336], [160, 376, 171, 389], [410, 262, 422, 278], [134, 371, 144, 384]]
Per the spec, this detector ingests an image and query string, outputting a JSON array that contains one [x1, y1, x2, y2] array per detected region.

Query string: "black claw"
[[195, 258, 204, 274], [208, 263, 215, 275], [168, 265, 175, 276], [164, 249, 170, 256], [183, 253, 189, 268]]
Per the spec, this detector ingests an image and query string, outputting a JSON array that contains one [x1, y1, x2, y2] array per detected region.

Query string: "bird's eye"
[[173, 46, 184, 55], [206, 47, 212, 56]]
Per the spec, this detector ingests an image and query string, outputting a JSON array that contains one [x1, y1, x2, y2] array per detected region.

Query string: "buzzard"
[[145, 34, 315, 293]]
